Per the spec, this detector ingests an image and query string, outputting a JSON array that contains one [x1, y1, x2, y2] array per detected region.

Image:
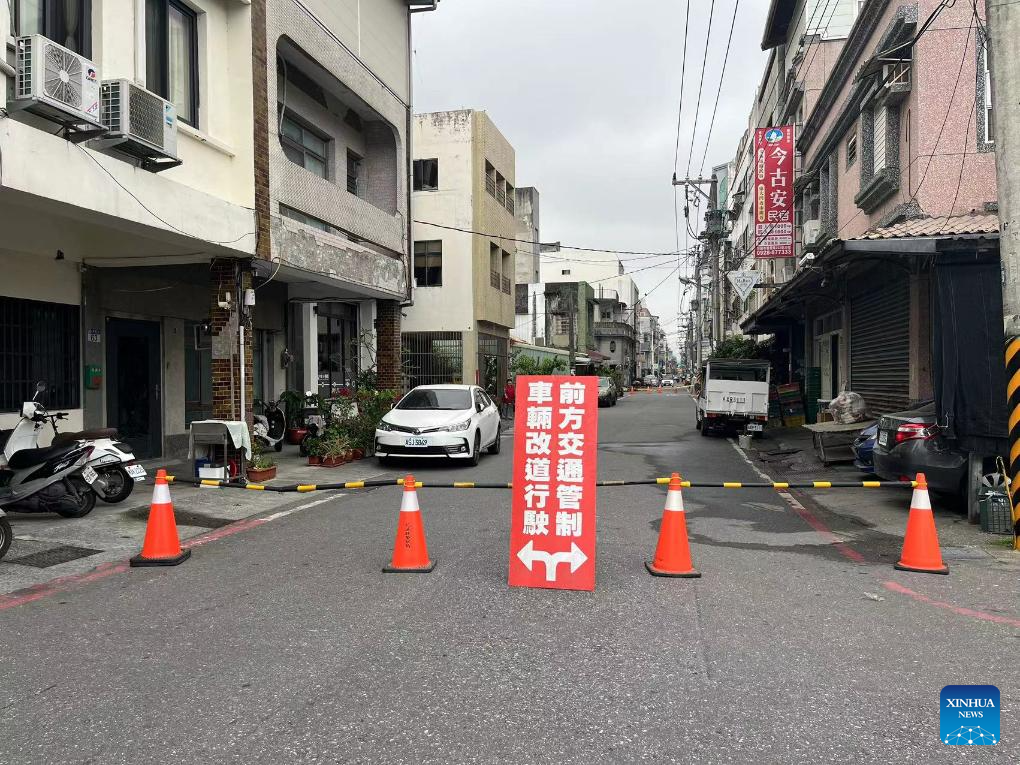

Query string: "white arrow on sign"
[[516, 540, 588, 582], [727, 270, 760, 301]]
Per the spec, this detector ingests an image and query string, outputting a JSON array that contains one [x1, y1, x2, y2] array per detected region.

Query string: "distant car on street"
[[872, 401, 967, 495], [852, 423, 878, 474], [597, 377, 617, 407], [643, 374, 660, 387], [375, 385, 501, 466], [662, 378, 675, 387]]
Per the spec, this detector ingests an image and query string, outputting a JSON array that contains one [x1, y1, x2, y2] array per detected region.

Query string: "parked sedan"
[[872, 401, 967, 495], [375, 385, 501, 466], [597, 377, 617, 407], [852, 423, 878, 474]]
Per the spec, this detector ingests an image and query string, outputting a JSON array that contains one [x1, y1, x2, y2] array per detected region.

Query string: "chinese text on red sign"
[[754, 125, 795, 259], [509, 376, 598, 591]]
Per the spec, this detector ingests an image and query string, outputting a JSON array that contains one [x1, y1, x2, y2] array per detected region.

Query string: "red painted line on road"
[[0, 516, 275, 612], [777, 491, 868, 563], [883, 580, 1020, 628]]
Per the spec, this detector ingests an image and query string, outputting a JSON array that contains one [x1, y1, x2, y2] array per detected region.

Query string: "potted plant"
[[317, 427, 352, 468], [280, 390, 309, 444], [247, 443, 277, 482], [305, 436, 322, 466]]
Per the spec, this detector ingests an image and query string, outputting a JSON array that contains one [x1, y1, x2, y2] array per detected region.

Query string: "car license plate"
[[81, 465, 98, 484], [125, 464, 147, 480], [404, 437, 428, 448], [747, 423, 763, 432], [878, 431, 889, 448]]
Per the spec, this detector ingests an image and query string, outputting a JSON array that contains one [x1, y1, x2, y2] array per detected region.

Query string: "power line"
[[696, 0, 742, 177], [672, 0, 692, 174], [413, 219, 691, 258], [684, 0, 717, 178]]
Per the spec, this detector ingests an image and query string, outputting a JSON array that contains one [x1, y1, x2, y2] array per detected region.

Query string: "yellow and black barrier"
[[165, 474, 917, 493]]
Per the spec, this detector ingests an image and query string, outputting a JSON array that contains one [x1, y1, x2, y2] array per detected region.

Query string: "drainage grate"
[[8, 545, 103, 568], [124, 505, 231, 529]]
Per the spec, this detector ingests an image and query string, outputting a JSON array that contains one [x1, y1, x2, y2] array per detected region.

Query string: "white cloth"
[[188, 420, 253, 458]]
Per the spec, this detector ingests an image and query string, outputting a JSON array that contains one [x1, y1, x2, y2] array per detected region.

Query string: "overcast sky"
[[411, 0, 772, 353]]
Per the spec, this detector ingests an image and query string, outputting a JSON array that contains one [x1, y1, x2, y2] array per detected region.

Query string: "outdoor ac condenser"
[[99, 79, 180, 171], [12, 35, 103, 129]]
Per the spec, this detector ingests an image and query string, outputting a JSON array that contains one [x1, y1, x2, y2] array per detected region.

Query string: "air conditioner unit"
[[802, 219, 821, 245], [98, 79, 180, 171], [12, 35, 103, 129]]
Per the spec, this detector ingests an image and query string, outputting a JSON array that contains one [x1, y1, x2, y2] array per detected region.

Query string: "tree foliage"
[[711, 335, 774, 360], [510, 350, 567, 376]]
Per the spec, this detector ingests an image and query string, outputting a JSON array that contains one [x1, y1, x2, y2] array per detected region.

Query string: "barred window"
[[0, 297, 80, 412], [401, 332, 463, 389]]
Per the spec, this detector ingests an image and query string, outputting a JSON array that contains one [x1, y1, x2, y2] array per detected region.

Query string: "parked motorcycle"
[[0, 508, 11, 560], [0, 384, 144, 504], [0, 387, 99, 519], [298, 392, 326, 458], [253, 397, 286, 452]]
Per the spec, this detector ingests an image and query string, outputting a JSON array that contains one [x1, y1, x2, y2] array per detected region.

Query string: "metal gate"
[[850, 279, 910, 414]]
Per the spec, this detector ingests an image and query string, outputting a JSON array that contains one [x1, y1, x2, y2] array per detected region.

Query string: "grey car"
[[872, 401, 967, 495]]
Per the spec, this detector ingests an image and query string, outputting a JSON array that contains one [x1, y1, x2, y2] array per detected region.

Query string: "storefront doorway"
[[106, 318, 162, 458]]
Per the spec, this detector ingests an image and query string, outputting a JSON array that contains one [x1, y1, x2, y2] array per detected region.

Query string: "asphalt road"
[[1, 393, 1017, 763]]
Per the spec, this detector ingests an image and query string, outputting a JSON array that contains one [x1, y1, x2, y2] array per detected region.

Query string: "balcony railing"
[[501, 275, 511, 294], [491, 270, 501, 289]]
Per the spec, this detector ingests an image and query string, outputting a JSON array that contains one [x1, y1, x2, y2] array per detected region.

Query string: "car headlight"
[[445, 418, 472, 432], [377, 421, 394, 432]]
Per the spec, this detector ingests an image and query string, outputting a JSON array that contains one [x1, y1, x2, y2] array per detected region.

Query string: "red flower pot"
[[286, 427, 308, 445], [247, 466, 277, 482], [307, 455, 321, 466], [352, 448, 364, 460], [321, 455, 345, 467]]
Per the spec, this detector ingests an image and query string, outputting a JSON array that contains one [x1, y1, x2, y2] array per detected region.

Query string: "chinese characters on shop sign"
[[754, 125, 795, 259], [509, 376, 598, 591]]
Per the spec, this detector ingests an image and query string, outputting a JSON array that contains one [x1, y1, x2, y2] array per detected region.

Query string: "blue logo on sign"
[[941, 685, 999, 745], [764, 128, 784, 143]]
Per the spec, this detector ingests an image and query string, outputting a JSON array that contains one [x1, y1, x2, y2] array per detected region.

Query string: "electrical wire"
[[696, 0, 741, 177], [414, 219, 693, 258], [672, 0, 692, 175], [684, 0, 717, 178], [73, 142, 256, 246]]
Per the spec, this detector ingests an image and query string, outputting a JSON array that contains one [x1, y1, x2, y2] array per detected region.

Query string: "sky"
[[411, 0, 773, 353]]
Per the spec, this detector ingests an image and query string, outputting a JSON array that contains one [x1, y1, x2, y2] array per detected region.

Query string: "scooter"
[[0, 508, 11, 560], [0, 411, 99, 519], [0, 384, 144, 504], [252, 398, 286, 452], [298, 392, 326, 457]]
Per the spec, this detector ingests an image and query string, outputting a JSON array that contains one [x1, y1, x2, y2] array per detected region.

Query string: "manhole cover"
[[940, 546, 991, 561], [8, 545, 102, 568], [124, 505, 231, 529]]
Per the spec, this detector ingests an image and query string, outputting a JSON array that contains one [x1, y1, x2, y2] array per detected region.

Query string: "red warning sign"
[[509, 376, 598, 591]]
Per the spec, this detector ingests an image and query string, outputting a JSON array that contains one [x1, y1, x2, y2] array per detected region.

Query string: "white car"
[[662, 378, 675, 387], [375, 385, 502, 466]]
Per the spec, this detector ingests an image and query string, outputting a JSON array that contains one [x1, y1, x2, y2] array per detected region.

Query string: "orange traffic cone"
[[383, 475, 436, 573], [646, 472, 700, 578], [895, 473, 949, 575], [130, 469, 191, 567]]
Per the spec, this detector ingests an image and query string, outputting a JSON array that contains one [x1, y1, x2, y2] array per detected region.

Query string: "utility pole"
[[987, 2, 1020, 547], [567, 288, 576, 374], [693, 246, 703, 369]]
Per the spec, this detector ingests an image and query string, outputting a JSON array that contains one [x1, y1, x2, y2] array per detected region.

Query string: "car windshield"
[[396, 389, 472, 411], [598, 377, 612, 388]]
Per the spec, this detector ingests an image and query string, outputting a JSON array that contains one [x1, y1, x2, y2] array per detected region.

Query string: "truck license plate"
[[747, 423, 763, 432], [81, 465, 98, 484], [126, 464, 147, 480], [404, 437, 428, 448]]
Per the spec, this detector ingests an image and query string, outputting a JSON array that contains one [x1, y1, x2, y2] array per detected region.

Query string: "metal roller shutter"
[[850, 279, 910, 415]]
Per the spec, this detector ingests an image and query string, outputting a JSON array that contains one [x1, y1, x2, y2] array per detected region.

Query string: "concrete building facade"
[[0, 0, 432, 458], [402, 110, 517, 395]]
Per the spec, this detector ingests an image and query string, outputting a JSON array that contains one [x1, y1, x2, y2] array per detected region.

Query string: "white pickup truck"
[[695, 359, 771, 436]]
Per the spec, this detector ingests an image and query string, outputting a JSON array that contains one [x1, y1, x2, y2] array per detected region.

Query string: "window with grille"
[[414, 240, 443, 287], [0, 297, 80, 412], [402, 332, 463, 388], [280, 112, 328, 178]]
